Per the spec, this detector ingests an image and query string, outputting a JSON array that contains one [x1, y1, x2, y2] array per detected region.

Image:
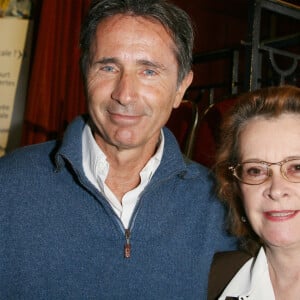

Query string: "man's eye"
[[144, 69, 156, 76], [101, 65, 115, 72]]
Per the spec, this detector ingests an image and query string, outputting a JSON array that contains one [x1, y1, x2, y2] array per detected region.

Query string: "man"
[[0, 0, 236, 298]]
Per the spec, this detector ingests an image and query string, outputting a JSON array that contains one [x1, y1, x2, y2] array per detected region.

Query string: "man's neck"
[[94, 133, 161, 202]]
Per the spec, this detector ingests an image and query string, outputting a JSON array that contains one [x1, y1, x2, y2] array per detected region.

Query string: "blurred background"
[[0, 0, 299, 166]]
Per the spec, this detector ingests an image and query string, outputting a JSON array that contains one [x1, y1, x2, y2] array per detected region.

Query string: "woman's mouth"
[[264, 210, 299, 221]]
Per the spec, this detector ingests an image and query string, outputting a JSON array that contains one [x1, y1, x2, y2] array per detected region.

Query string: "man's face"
[[86, 14, 193, 152]]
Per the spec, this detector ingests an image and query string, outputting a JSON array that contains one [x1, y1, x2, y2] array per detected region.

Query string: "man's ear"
[[173, 71, 194, 108]]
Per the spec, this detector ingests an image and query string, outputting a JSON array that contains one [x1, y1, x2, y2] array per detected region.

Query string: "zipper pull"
[[124, 229, 131, 258]]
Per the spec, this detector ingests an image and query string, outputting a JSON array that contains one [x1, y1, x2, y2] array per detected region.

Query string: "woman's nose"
[[265, 168, 290, 201]]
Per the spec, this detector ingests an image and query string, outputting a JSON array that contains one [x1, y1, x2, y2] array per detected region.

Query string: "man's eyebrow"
[[137, 59, 166, 70], [95, 57, 119, 64], [94, 57, 167, 70]]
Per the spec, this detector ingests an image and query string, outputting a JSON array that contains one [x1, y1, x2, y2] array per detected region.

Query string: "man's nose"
[[111, 72, 137, 105]]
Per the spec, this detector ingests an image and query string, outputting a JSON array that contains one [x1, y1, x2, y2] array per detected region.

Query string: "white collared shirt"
[[82, 124, 164, 229], [219, 247, 275, 300]]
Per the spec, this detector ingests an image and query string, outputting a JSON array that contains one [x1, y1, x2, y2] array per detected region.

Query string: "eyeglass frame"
[[228, 157, 300, 185]]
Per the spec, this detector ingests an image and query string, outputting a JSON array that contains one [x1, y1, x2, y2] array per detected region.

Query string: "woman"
[[208, 85, 300, 299]]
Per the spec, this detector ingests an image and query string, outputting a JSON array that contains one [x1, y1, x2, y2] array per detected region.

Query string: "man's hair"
[[215, 85, 300, 255], [79, 0, 194, 84]]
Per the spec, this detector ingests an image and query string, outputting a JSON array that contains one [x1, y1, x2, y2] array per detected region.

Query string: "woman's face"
[[239, 113, 300, 250]]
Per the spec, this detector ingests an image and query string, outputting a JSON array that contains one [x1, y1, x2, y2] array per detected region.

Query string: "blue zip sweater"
[[0, 116, 236, 299]]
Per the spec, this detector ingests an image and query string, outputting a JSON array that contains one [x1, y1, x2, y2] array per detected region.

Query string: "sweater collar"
[[55, 115, 191, 181]]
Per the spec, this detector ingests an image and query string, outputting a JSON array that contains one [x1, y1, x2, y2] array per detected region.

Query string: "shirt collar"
[[219, 247, 275, 300], [82, 124, 108, 190], [82, 123, 164, 190]]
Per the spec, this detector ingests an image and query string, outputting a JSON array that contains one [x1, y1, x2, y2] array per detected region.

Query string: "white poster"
[[0, 18, 30, 156]]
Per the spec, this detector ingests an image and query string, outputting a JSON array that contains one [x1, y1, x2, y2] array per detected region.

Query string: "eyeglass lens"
[[234, 159, 300, 184]]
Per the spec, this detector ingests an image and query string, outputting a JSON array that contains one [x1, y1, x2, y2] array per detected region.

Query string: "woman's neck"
[[266, 246, 300, 299]]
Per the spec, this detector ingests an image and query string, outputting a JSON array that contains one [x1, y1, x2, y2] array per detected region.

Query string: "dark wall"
[[173, 0, 248, 53], [170, 0, 299, 103], [171, 0, 249, 102]]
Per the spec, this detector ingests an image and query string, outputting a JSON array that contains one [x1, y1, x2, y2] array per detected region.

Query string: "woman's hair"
[[215, 85, 300, 255], [79, 0, 194, 85]]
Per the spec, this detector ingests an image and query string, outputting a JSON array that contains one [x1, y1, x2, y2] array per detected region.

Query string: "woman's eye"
[[245, 166, 265, 177], [248, 168, 261, 175], [293, 164, 300, 171], [287, 163, 300, 174]]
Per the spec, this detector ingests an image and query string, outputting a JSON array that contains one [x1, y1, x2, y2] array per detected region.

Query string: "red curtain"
[[21, 0, 91, 145]]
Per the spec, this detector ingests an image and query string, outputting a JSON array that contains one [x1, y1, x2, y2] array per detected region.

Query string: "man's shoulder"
[[182, 155, 216, 183]]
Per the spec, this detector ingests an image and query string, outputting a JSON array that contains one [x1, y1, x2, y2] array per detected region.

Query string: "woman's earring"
[[241, 216, 247, 223]]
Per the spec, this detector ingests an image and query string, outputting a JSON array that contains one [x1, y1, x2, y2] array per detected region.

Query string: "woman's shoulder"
[[208, 250, 252, 300], [213, 250, 252, 266]]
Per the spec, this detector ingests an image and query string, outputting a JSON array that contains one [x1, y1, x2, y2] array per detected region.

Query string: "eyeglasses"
[[229, 157, 300, 185]]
